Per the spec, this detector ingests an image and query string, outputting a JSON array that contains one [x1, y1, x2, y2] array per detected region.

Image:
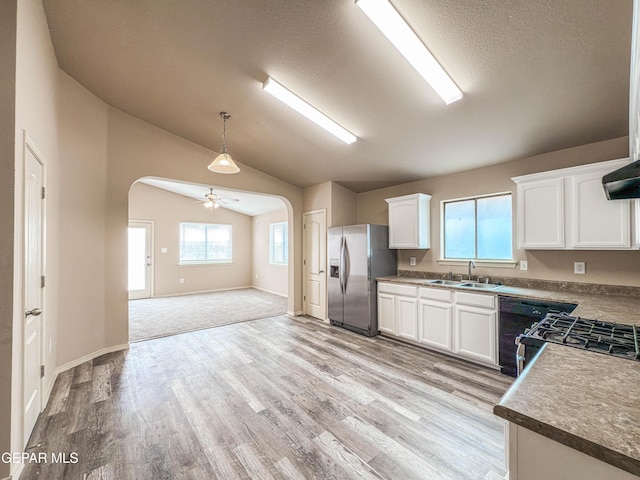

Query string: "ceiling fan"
[[200, 187, 240, 209]]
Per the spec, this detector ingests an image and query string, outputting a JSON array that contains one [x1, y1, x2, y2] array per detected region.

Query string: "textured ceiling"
[[42, 0, 632, 192], [139, 178, 287, 216]]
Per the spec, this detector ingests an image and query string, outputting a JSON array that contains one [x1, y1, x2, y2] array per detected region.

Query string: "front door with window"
[[128, 221, 153, 299]]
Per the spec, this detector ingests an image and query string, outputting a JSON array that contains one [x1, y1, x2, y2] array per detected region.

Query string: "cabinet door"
[[378, 292, 396, 335], [453, 305, 497, 365], [418, 299, 452, 352], [396, 295, 419, 341], [388, 200, 419, 248], [569, 171, 631, 249], [386, 194, 431, 249], [517, 178, 565, 249]]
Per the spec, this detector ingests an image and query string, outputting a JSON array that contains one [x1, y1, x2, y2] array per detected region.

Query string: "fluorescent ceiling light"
[[262, 77, 358, 144], [356, 0, 463, 105]]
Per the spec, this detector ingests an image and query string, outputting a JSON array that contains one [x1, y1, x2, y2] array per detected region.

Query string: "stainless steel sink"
[[425, 279, 501, 289], [426, 279, 467, 286], [460, 282, 501, 290]]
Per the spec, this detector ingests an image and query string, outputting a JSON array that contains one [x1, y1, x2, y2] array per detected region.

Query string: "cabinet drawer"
[[420, 287, 452, 302], [455, 291, 495, 309], [378, 282, 418, 297]]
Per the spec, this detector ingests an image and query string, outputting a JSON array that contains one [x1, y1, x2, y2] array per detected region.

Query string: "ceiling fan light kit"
[[208, 112, 241, 174], [356, 0, 462, 105]]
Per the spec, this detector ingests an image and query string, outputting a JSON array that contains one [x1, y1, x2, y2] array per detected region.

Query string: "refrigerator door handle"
[[340, 236, 346, 294]]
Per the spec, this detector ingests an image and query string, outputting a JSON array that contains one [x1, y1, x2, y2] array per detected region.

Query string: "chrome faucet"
[[468, 260, 476, 280]]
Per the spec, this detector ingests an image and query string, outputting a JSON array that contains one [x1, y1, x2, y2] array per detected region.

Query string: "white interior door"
[[24, 143, 44, 444], [303, 210, 326, 320], [128, 221, 153, 300]]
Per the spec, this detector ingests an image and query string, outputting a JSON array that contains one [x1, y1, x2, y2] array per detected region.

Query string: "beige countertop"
[[376, 275, 640, 475]]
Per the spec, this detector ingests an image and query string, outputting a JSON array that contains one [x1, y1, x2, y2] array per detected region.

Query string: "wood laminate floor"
[[22, 315, 513, 479]]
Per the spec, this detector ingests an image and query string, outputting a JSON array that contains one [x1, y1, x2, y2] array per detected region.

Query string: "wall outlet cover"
[[520, 261, 528, 271], [179, 278, 185, 284], [409, 256, 417, 266], [161, 247, 168, 253], [574, 262, 586, 274]]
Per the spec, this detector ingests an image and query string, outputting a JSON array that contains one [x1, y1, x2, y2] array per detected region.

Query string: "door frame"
[[302, 209, 327, 321], [22, 133, 47, 443], [128, 220, 154, 300]]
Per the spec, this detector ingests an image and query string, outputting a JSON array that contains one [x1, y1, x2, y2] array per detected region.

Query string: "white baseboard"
[[54, 343, 130, 377], [150, 286, 253, 299], [287, 310, 303, 316], [252, 286, 288, 297]]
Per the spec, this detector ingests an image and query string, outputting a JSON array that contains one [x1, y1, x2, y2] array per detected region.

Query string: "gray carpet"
[[129, 288, 288, 342]]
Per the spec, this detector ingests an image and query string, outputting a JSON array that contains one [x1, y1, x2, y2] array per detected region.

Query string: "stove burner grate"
[[523, 312, 640, 361]]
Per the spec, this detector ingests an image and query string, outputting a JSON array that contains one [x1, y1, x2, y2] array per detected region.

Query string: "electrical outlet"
[[409, 256, 416, 266], [574, 262, 586, 274], [179, 278, 185, 284], [520, 261, 528, 271], [161, 247, 167, 253]]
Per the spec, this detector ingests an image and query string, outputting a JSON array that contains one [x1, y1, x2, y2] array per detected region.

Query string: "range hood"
[[602, 160, 640, 200]]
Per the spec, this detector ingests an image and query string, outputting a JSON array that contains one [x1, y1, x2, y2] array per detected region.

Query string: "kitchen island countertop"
[[494, 342, 640, 476]]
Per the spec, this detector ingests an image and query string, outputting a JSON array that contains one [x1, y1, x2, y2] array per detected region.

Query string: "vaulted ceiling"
[[43, 0, 632, 192]]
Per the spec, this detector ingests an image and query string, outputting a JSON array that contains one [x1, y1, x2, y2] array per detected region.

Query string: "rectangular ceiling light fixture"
[[356, 0, 463, 105], [262, 77, 358, 144]]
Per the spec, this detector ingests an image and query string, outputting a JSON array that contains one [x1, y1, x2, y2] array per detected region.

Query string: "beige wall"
[[331, 182, 357, 227], [357, 136, 640, 286], [303, 180, 357, 227], [252, 209, 289, 296], [55, 71, 109, 367], [1, 1, 17, 476], [129, 183, 252, 296]]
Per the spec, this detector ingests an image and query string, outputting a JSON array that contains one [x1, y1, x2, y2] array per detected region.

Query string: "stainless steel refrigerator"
[[328, 224, 397, 336]]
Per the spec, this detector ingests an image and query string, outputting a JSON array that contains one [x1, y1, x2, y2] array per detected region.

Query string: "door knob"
[[25, 308, 42, 317]]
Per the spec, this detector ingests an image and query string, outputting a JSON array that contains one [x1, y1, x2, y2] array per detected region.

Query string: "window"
[[179, 223, 232, 264], [269, 221, 288, 265], [443, 193, 512, 260]]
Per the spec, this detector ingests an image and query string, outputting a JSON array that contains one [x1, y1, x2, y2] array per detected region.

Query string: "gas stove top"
[[520, 312, 640, 362]]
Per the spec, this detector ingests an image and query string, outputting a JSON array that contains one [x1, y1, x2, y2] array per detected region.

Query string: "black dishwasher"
[[498, 296, 577, 377]]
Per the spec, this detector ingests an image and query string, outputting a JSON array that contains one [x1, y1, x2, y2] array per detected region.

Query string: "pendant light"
[[208, 112, 240, 174]]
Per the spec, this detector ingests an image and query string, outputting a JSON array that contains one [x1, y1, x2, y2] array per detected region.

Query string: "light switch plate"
[[161, 247, 168, 253], [574, 262, 586, 274], [520, 261, 528, 271]]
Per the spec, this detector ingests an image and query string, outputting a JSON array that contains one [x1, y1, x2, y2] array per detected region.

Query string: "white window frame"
[[269, 221, 288, 266], [179, 222, 232, 265], [438, 192, 517, 268]]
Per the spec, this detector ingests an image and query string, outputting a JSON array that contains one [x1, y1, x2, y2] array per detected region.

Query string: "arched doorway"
[[127, 177, 291, 341]]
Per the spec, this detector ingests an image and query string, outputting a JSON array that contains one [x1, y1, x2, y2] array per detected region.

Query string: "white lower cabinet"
[[378, 292, 396, 335], [377, 283, 418, 338], [396, 296, 419, 341], [418, 287, 453, 352], [453, 291, 497, 366], [378, 282, 498, 367], [506, 423, 638, 480]]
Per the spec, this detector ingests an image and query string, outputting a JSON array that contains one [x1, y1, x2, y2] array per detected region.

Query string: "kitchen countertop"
[[494, 343, 640, 476], [377, 275, 640, 474], [376, 275, 640, 325]]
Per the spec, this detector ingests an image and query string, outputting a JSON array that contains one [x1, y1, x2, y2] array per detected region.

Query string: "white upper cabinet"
[[516, 178, 565, 249], [513, 159, 635, 250], [385, 193, 431, 249]]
